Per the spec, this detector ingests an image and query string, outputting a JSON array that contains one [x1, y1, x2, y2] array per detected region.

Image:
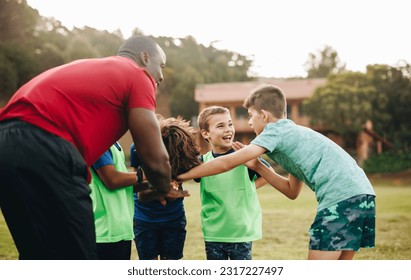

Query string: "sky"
[[26, 0, 410, 78]]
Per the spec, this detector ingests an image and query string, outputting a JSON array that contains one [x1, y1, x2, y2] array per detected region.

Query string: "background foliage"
[[0, 0, 253, 119], [304, 64, 411, 151], [364, 151, 411, 173], [1, 0, 410, 161]]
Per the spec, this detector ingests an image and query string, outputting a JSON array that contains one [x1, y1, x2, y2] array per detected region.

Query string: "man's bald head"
[[118, 35, 166, 85], [118, 36, 159, 66]]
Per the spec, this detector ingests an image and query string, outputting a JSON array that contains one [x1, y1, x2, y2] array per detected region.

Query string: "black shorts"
[[0, 119, 97, 259]]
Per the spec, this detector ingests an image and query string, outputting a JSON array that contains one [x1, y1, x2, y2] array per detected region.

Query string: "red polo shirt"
[[0, 56, 156, 167]]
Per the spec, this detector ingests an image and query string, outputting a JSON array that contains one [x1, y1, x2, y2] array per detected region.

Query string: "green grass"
[[1, 171, 411, 260]]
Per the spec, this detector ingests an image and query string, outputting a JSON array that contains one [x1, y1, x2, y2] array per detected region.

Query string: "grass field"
[[1, 170, 410, 260]]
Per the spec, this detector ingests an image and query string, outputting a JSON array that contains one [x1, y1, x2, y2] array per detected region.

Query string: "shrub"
[[364, 151, 411, 173]]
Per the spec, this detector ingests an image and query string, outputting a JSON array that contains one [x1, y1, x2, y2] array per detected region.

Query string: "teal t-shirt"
[[89, 143, 135, 243], [200, 151, 262, 242], [251, 119, 375, 211]]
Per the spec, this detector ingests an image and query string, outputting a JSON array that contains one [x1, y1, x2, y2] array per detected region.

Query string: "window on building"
[[287, 104, 292, 119], [298, 102, 305, 117], [235, 106, 248, 120]]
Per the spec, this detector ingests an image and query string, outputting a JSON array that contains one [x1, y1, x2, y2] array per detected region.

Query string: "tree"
[[0, 42, 41, 104], [0, 0, 39, 43], [0, 4, 124, 104], [0, 0, 42, 103], [0, 1, 254, 121], [156, 36, 253, 120], [304, 71, 375, 147], [365, 64, 411, 150], [0, 51, 18, 106], [304, 45, 346, 78], [68, 27, 123, 58], [304, 64, 411, 151], [31, 17, 69, 72]]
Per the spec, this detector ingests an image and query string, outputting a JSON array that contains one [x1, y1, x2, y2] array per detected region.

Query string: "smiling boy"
[[179, 85, 375, 260], [195, 106, 269, 260]]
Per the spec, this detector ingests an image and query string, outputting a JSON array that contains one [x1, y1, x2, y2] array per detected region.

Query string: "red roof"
[[195, 78, 326, 102]]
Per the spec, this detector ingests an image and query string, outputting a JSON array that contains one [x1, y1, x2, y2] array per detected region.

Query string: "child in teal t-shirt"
[[195, 106, 270, 260], [179, 85, 376, 260]]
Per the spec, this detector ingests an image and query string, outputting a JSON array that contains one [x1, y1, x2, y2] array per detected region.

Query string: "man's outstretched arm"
[[128, 108, 171, 196]]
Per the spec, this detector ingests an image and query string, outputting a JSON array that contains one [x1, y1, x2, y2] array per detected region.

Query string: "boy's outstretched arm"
[[254, 177, 268, 189], [177, 144, 265, 181], [251, 161, 303, 199], [128, 108, 171, 196], [95, 165, 137, 190], [241, 155, 271, 189], [233, 141, 303, 199]]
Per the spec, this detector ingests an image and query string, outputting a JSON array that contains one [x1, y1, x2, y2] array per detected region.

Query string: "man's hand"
[[166, 189, 190, 200], [158, 189, 190, 206], [157, 180, 190, 205], [138, 180, 190, 205]]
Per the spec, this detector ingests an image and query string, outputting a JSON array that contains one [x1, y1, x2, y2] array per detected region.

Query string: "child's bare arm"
[[96, 165, 137, 190], [243, 157, 273, 189], [232, 141, 272, 189], [252, 160, 303, 199], [178, 144, 265, 181], [254, 177, 267, 189]]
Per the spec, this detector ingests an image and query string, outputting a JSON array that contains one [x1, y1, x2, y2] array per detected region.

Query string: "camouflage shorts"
[[309, 194, 376, 251]]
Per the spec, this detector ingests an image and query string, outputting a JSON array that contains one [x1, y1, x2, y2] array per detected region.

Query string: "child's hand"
[[170, 180, 180, 190], [165, 189, 190, 201], [232, 141, 246, 151], [158, 197, 167, 206], [233, 141, 260, 170], [157, 180, 188, 205], [243, 157, 261, 170]]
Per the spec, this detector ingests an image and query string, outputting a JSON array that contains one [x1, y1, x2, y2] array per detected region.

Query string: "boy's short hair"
[[243, 84, 287, 119], [197, 106, 230, 132]]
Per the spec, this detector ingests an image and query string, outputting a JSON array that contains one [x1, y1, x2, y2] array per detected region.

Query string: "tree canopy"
[[304, 64, 411, 150], [1, 0, 410, 153], [304, 45, 346, 78], [0, 0, 253, 115]]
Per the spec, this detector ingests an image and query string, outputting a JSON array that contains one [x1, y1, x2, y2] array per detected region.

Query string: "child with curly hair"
[[130, 115, 201, 260]]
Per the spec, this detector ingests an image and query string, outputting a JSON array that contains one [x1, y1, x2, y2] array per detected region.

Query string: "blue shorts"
[[205, 241, 252, 260], [133, 216, 187, 260], [309, 194, 376, 251]]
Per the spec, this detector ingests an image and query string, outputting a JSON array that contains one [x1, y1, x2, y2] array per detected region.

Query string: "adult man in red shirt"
[[0, 36, 171, 259]]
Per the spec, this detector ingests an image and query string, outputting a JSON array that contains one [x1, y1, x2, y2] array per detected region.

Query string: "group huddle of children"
[[90, 84, 376, 261]]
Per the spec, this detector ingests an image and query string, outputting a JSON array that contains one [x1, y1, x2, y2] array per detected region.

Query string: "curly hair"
[[157, 115, 201, 179]]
